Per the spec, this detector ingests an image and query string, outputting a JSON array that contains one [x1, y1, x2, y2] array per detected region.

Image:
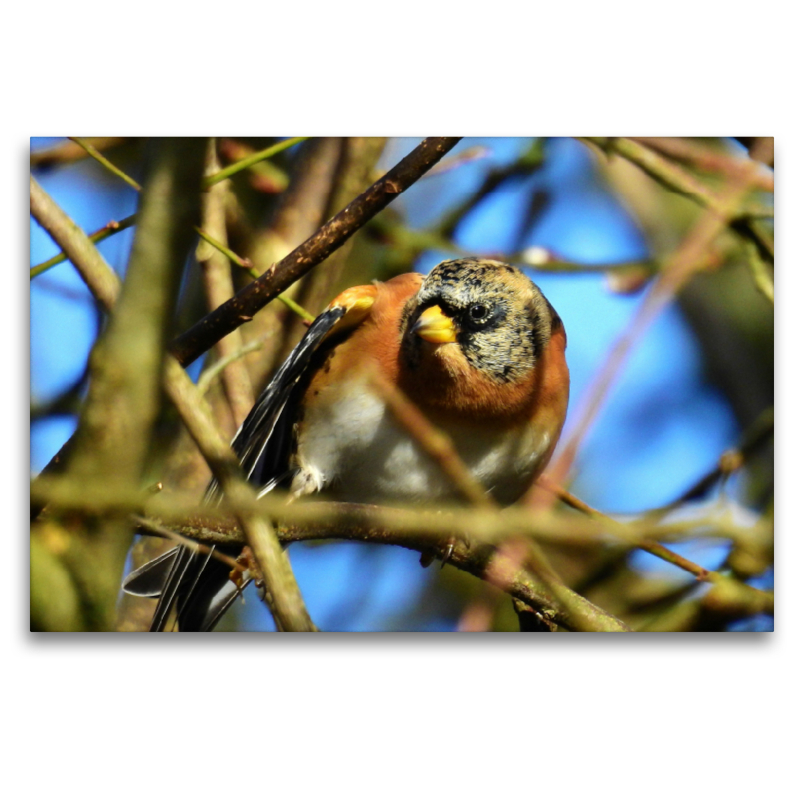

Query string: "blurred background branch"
[[31, 138, 207, 630]]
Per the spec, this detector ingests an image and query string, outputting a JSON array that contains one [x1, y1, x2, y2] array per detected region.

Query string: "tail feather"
[[122, 548, 180, 598], [123, 544, 249, 631], [122, 303, 346, 631]]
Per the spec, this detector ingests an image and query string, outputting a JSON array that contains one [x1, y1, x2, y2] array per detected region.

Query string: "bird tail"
[[122, 545, 251, 631]]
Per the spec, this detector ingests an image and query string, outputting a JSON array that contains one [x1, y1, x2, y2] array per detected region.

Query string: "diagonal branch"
[[162, 359, 317, 631], [170, 136, 462, 367], [31, 214, 138, 279], [69, 137, 143, 191], [30, 177, 122, 311]]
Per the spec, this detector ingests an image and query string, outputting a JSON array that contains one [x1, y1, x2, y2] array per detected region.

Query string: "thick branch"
[[164, 513, 631, 632], [170, 137, 462, 367]]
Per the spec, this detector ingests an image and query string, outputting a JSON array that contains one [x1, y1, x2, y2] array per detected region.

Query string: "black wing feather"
[[123, 305, 347, 631], [206, 305, 346, 500]]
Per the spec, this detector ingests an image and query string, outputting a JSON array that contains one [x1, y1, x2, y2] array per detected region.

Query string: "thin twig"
[[275, 291, 316, 322], [69, 137, 143, 191], [517, 249, 659, 276], [132, 515, 244, 573], [203, 137, 308, 187], [629, 137, 774, 194], [744, 240, 774, 304], [31, 214, 137, 279], [217, 138, 290, 192], [195, 225, 253, 268], [196, 335, 272, 396], [642, 407, 774, 521], [536, 476, 713, 582], [423, 145, 490, 177], [31, 137, 127, 167]]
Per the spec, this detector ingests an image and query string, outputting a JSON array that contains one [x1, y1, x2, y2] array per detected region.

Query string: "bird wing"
[[122, 285, 379, 631], [210, 283, 379, 499]]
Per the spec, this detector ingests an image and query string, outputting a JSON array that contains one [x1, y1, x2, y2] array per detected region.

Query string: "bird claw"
[[440, 538, 456, 568], [419, 536, 468, 569]]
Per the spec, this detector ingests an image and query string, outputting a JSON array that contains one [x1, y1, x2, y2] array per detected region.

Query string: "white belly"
[[292, 380, 550, 506]]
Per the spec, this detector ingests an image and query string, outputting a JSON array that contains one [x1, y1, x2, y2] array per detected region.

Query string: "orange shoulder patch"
[[325, 284, 378, 335]]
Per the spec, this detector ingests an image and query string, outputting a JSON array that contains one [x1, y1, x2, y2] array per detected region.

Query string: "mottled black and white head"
[[401, 258, 561, 380]]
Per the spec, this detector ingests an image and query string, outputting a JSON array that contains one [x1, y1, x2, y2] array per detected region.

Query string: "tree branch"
[[197, 139, 256, 430], [582, 137, 773, 262], [31, 213, 137, 279], [30, 177, 122, 311], [34, 481, 631, 632], [170, 136, 462, 367], [162, 358, 317, 631]]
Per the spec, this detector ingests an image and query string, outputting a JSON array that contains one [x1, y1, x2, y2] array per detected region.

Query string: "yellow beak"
[[413, 305, 457, 344]]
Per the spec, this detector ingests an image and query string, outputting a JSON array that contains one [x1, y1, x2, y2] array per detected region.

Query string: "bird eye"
[[469, 304, 488, 321]]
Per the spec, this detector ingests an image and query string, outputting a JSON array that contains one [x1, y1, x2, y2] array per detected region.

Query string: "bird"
[[122, 257, 570, 631]]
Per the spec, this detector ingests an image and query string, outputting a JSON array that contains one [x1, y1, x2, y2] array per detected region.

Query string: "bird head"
[[402, 258, 560, 383]]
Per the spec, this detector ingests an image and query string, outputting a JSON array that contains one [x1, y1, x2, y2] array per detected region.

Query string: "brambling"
[[123, 257, 569, 630]]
